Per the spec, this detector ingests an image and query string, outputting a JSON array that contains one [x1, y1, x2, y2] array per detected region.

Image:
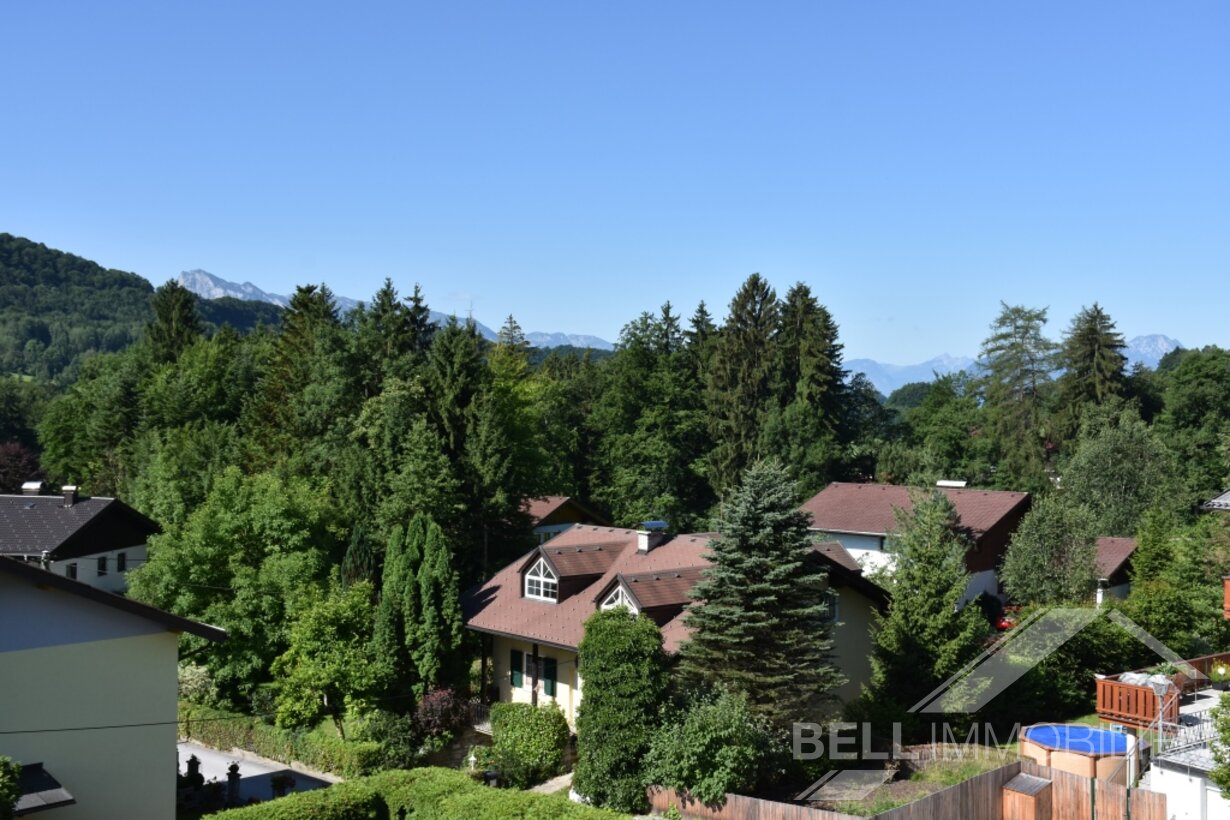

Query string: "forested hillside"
[[4, 235, 1230, 780], [0, 233, 153, 380], [0, 233, 282, 381]]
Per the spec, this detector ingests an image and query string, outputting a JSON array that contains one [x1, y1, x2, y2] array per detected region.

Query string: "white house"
[[0, 556, 225, 819], [0, 483, 160, 593], [799, 482, 1031, 601]]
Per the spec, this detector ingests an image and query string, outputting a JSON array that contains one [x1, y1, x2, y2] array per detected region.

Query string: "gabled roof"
[[1095, 537, 1137, 580], [463, 524, 891, 652], [813, 540, 862, 573], [0, 557, 226, 642], [800, 482, 1030, 543], [464, 526, 711, 651], [594, 567, 706, 611], [538, 541, 622, 578], [0, 493, 160, 560], [523, 496, 610, 527]]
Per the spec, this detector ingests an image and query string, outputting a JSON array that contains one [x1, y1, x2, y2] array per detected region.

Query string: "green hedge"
[[179, 703, 382, 779], [207, 768, 626, 819], [489, 702, 571, 789]]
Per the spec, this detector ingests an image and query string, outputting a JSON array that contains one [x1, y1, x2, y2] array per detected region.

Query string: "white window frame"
[[525, 557, 559, 602], [600, 584, 638, 615]]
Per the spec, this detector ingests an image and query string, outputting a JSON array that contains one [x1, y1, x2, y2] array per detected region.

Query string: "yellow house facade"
[[464, 526, 889, 728], [0, 558, 224, 819]]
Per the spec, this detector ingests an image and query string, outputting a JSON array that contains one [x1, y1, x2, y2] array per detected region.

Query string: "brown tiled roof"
[[800, 482, 1029, 543], [522, 496, 610, 527], [813, 540, 862, 573], [619, 567, 706, 609], [464, 524, 891, 652], [464, 526, 711, 651], [524, 496, 571, 524], [659, 611, 691, 653], [541, 542, 622, 578], [1095, 537, 1137, 579]]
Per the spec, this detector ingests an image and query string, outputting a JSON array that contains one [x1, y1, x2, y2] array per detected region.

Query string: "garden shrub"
[[0, 757, 20, 820], [203, 779, 380, 819], [488, 702, 571, 789], [353, 709, 423, 770], [415, 687, 467, 740], [644, 690, 773, 806], [573, 608, 667, 813], [207, 768, 624, 819]]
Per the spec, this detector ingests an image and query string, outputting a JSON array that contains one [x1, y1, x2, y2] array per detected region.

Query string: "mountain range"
[[847, 334, 1183, 395], [176, 270, 616, 349], [176, 270, 1184, 383]]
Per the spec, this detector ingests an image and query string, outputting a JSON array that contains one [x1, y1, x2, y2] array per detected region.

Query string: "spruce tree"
[[862, 490, 989, 734], [679, 460, 843, 730], [1055, 303, 1127, 442], [148, 280, 202, 363], [764, 283, 846, 494], [705, 275, 780, 495], [405, 283, 436, 356]]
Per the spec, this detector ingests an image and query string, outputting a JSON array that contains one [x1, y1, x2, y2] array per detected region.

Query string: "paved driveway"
[[178, 741, 331, 804]]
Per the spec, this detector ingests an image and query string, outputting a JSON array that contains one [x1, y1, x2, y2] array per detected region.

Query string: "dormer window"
[[600, 584, 638, 615], [525, 557, 558, 602]]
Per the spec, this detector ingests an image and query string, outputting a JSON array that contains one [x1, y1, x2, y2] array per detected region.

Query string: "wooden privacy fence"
[[1095, 676, 1180, 727], [649, 760, 1167, 820]]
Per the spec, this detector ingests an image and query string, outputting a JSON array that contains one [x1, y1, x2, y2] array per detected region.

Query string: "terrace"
[[1094, 650, 1228, 768]]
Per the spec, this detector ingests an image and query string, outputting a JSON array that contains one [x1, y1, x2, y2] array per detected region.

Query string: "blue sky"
[[3, 2, 1227, 361]]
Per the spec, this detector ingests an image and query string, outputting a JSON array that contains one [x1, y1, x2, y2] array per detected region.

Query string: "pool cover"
[[1023, 724, 1129, 755]]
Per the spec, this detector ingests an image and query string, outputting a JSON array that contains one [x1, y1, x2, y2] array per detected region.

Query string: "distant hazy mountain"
[[1125, 334, 1182, 369], [179, 269, 295, 309], [847, 354, 977, 396], [525, 331, 613, 351], [176, 270, 620, 348]]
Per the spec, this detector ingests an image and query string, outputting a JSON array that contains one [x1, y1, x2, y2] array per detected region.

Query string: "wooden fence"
[[649, 760, 1167, 820]]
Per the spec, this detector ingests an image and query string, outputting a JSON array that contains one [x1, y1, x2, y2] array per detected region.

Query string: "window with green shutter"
[[543, 657, 558, 697], [510, 649, 523, 688]]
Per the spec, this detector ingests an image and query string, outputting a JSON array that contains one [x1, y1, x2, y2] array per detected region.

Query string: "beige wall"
[[490, 636, 582, 728], [0, 631, 180, 820], [827, 582, 878, 706], [49, 544, 147, 593]]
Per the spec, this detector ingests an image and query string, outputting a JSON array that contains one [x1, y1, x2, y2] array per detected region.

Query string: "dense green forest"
[[4, 235, 1230, 807], [0, 233, 282, 381]]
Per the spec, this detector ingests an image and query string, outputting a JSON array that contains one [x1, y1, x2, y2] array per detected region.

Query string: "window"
[[97, 556, 108, 577], [821, 589, 840, 623], [524, 558, 558, 601], [600, 585, 638, 615], [510, 649, 524, 688], [117, 552, 127, 573], [66, 563, 77, 580]]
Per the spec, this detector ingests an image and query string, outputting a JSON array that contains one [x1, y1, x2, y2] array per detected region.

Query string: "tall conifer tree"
[[679, 460, 842, 729], [705, 275, 780, 495]]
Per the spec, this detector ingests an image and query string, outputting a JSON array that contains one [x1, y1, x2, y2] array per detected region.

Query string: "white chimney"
[[637, 520, 669, 553], [21, 480, 46, 496], [936, 480, 968, 489]]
